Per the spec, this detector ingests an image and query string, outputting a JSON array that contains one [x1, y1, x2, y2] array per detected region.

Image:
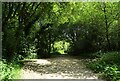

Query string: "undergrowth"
[[0, 59, 22, 80], [87, 51, 120, 81]]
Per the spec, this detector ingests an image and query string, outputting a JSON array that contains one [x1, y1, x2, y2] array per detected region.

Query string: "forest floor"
[[20, 55, 102, 79]]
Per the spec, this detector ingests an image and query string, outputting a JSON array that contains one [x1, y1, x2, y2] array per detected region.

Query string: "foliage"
[[2, 2, 119, 60], [0, 60, 22, 80], [87, 52, 120, 81], [1, 2, 120, 80], [103, 65, 120, 81], [100, 52, 120, 65], [25, 45, 37, 59], [53, 41, 70, 54], [26, 53, 37, 59]]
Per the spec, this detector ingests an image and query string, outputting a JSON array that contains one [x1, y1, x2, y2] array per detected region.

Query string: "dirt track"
[[20, 55, 101, 79]]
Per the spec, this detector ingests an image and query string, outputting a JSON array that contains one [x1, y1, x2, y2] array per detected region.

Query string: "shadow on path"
[[21, 55, 103, 79]]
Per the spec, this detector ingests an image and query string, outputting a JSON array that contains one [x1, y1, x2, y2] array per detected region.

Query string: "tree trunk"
[[103, 3, 111, 50]]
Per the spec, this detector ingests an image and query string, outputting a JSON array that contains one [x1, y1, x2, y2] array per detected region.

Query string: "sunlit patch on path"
[[20, 55, 101, 79], [34, 59, 51, 65]]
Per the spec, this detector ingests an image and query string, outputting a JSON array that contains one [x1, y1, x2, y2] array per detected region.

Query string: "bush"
[[0, 59, 21, 80], [26, 53, 37, 59], [103, 65, 120, 81], [87, 52, 120, 81], [100, 52, 120, 65], [0, 60, 14, 80], [88, 61, 106, 73]]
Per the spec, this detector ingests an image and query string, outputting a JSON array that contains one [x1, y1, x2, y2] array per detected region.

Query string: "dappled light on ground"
[[34, 59, 51, 65], [21, 55, 100, 79], [21, 69, 98, 79]]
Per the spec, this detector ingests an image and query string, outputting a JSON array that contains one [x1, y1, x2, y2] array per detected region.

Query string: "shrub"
[[88, 61, 106, 73], [26, 53, 37, 59], [0, 60, 14, 80], [100, 52, 120, 65], [87, 52, 120, 81], [0, 59, 21, 80], [103, 65, 120, 81]]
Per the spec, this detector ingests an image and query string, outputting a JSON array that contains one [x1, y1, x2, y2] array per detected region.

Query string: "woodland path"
[[20, 55, 102, 79]]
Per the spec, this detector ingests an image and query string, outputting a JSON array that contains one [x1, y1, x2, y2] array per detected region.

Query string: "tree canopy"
[[2, 2, 119, 60]]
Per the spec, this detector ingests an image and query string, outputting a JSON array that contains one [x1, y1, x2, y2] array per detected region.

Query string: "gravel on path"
[[20, 55, 102, 79]]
